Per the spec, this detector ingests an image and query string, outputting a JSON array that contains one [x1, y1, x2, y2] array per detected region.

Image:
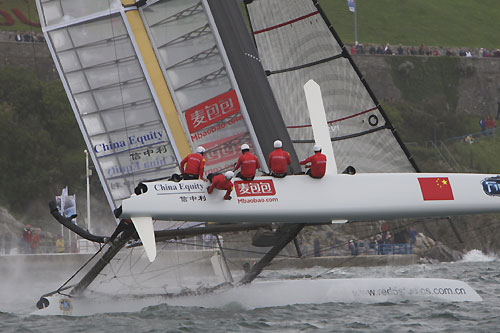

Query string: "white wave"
[[461, 249, 497, 262]]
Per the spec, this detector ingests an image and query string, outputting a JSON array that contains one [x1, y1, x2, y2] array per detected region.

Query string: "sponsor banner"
[[92, 129, 166, 156], [55, 187, 76, 223], [190, 114, 244, 141], [234, 179, 276, 197], [153, 182, 205, 194], [185, 90, 240, 133], [347, 0, 355, 12], [103, 145, 177, 179], [481, 176, 500, 196], [418, 177, 454, 201]]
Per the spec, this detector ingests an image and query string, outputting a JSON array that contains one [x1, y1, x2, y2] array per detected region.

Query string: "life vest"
[[235, 152, 260, 178], [268, 149, 291, 174], [300, 152, 327, 178], [180, 153, 205, 178]]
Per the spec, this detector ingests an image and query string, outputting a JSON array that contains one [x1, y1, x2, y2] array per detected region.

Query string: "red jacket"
[[180, 153, 205, 178], [268, 148, 291, 174], [208, 174, 233, 199], [235, 152, 260, 178], [300, 152, 327, 178]]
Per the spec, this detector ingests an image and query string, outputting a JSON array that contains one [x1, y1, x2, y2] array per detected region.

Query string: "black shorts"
[[271, 172, 286, 178], [236, 172, 254, 181]]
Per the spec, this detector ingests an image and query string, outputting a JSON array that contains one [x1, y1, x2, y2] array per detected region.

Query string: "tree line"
[[0, 67, 88, 223]]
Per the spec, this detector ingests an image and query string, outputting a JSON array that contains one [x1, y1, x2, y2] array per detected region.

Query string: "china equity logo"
[[234, 179, 276, 197]]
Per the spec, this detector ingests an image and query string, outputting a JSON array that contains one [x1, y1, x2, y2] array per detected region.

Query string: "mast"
[[206, 0, 301, 171]]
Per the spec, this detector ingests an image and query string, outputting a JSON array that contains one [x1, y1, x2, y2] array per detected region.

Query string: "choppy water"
[[2, 250, 500, 332]]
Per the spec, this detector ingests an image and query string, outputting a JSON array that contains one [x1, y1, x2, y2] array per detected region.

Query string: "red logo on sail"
[[203, 133, 244, 166], [234, 180, 276, 197], [185, 90, 240, 133], [418, 177, 454, 201]]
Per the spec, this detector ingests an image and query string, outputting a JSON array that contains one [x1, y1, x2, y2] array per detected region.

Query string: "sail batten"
[[253, 11, 320, 35], [265, 53, 344, 76]]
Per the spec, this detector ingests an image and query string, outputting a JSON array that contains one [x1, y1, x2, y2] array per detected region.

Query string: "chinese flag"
[[418, 177, 454, 201]]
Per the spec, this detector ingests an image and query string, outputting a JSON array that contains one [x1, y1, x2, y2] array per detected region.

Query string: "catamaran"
[[34, 0, 492, 314]]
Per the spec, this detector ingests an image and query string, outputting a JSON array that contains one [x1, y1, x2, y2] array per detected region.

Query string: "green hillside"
[[3, 0, 500, 48], [318, 0, 500, 49]]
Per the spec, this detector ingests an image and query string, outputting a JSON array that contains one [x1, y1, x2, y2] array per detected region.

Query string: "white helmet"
[[241, 144, 250, 151], [273, 140, 282, 148], [313, 144, 322, 152], [224, 171, 234, 179], [196, 146, 205, 154]]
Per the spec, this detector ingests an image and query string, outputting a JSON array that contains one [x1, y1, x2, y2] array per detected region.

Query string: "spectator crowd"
[[0, 224, 72, 255], [349, 42, 500, 59]]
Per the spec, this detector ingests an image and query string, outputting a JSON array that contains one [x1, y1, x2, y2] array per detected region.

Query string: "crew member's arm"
[[180, 156, 188, 174], [207, 179, 216, 194], [300, 156, 313, 167], [234, 156, 242, 171], [199, 157, 207, 181]]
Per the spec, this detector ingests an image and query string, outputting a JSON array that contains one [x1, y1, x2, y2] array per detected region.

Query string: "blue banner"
[[347, 0, 355, 12]]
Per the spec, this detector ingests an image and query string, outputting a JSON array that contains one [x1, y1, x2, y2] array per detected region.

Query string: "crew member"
[[268, 140, 291, 178], [180, 146, 206, 181], [234, 144, 260, 181], [207, 171, 234, 200], [300, 144, 327, 178]]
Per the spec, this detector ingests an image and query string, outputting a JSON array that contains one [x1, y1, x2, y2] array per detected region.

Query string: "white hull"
[[33, 278, 482, 316], [121, 173, 500, 223]]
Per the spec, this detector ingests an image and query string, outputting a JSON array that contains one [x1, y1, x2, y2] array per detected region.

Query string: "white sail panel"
[[141, 0, 264, 174], [37, 3, 181, 209], [247, 0, 416, 173], [37, 0, 122, 26]]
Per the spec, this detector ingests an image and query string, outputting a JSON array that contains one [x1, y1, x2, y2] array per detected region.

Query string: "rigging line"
[[56, 245, 106, 294], [425, 217, 500, 250], [172, 240, 300, 259], [253, 11, 319, 35], [127, 227, 159, 272], [103, 238, 146, 283], [265, 53, 343, 76], [128, 246, 155, 288], [109, 221, 161, 280], [287, 106, 379, 129], [291, 125, 390, 144], [102, 253, 139, 289], [109, 0, 132, 200], [138, 255, 216, 285], [113, 250, 213, 278]]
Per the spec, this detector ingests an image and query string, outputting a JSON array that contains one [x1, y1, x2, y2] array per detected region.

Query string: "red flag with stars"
[[418, 177, 454, 201]]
